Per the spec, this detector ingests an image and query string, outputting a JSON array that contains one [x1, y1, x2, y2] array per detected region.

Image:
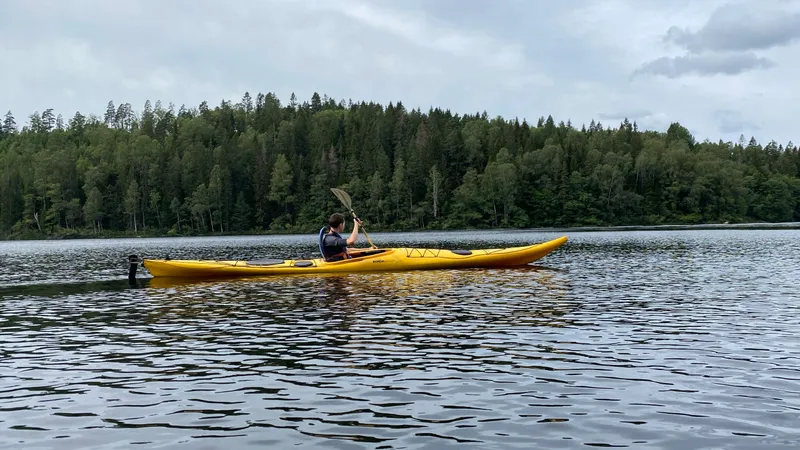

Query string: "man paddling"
[[319, 213, 362, 261]]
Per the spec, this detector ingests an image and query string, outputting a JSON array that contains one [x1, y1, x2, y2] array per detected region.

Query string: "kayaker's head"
[[328, 213, 345, 233]]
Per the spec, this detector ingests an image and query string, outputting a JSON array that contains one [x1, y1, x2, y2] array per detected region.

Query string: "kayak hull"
[[141, 236, 568, 278]]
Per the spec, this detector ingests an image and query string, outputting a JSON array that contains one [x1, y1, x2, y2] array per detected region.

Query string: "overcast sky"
[[2, 0, 799, 145]]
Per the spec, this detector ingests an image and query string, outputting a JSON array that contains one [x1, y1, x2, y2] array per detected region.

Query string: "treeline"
[[0, 92, 798, 239]]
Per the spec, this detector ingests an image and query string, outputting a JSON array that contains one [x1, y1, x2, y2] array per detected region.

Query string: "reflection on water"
[[1, 230, 799, 449]]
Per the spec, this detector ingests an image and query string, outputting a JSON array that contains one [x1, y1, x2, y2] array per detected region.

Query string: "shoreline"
[[2, 221, 799, 242]]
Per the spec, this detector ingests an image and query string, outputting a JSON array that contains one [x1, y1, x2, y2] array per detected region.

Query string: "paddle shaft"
[[348, 209, 376, 248], [330, 187, 376, 248]]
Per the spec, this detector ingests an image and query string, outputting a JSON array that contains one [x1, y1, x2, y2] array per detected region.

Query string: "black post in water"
[[128, 255, 140, 283]]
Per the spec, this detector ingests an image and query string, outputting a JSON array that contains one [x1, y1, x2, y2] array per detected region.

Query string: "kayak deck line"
[[129, 236, 568, 280]]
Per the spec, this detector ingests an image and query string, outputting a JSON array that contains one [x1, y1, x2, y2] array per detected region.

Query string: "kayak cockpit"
[[319, 248, 391, 264], [244, 249, 390, 268], [344, 248, 390, 259]]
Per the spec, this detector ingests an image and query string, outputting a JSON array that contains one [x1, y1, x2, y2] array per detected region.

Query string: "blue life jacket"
[[318, 227, 328, 259], [318, 227, 349, 261]]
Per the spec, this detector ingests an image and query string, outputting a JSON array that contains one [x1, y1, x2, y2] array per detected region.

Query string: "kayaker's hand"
[[354, 218, 363, 227]]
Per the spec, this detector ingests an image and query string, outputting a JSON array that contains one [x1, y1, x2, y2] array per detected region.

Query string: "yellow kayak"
[[139, 236, 568, 278]]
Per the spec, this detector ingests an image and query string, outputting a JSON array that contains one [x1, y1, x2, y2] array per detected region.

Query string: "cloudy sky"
[[2, 0, 799, 145]]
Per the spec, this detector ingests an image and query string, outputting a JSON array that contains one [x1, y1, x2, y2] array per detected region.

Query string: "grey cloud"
[[664, 3, 800, 53], [1, 0, 797, 146], [715, 110, 760, 134], [1, 0, 551, 117], [597, 110, 653, 120], [633, 52, 774, 78]]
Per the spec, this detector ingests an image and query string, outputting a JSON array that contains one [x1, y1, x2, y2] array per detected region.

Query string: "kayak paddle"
[[330, 187, 377, 248]]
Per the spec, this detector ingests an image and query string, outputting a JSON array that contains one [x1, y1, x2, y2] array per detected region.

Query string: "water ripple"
[[1, 230, 799, 449]]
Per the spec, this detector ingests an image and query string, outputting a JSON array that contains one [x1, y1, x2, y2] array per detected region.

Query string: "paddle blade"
[[330, 188, 352, 210]]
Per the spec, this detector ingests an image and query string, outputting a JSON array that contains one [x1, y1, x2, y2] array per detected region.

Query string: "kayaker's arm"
[[346, 218, 361, 245]]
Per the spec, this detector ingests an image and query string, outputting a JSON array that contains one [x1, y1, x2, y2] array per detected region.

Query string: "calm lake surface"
[[1, 229, 799, 449]]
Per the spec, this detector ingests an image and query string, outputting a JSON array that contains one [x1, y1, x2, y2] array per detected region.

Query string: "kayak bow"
[[138, 236, 568, 278]]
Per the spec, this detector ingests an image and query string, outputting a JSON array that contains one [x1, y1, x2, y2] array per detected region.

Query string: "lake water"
[[1, 229, 799, 449]]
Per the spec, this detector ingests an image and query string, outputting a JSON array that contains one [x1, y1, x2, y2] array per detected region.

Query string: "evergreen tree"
[[0, 91, 797, 240]]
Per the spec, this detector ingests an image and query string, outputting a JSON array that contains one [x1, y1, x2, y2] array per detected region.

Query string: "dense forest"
[[0, 92, 798, 239]]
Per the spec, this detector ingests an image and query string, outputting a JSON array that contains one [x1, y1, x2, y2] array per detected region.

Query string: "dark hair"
[[328, 213, 345, 229]]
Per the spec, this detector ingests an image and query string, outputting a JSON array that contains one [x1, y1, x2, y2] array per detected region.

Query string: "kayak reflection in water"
[[319, 213, 363, 262]]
